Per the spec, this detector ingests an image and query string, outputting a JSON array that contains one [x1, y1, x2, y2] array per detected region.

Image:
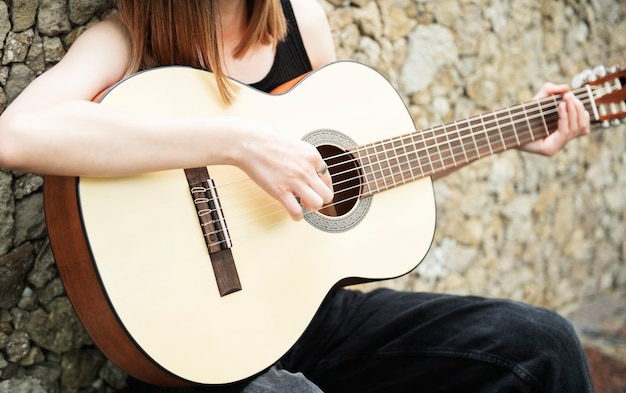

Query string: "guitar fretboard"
[[354, 87, 595, 196]]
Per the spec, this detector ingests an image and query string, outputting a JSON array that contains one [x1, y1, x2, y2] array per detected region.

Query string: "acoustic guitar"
[[43, 61, 626, 386]]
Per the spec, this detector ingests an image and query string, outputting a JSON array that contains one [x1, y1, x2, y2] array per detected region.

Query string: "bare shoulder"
[[289, 0, 326, 18], [73, 18, 129, 51], [288, 0, 336, 69], [56, 18, 131, 88]]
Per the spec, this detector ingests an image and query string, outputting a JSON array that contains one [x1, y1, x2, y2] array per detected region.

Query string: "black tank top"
[[249, 0, 313, 93]]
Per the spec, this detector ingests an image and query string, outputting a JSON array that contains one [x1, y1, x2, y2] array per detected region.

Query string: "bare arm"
[[0, 21, 251, 176], [0, 19, 333, 220]]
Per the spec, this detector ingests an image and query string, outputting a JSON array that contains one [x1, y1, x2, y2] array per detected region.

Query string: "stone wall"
[[0, 0, 624, 392]]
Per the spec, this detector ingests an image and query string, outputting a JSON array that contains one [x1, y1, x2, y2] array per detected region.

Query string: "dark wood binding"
[[43, 175, 186, 386]]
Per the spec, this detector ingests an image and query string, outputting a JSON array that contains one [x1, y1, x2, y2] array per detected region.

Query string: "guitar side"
[[44, 62, 437, 385], [43, 176, 186, 386]]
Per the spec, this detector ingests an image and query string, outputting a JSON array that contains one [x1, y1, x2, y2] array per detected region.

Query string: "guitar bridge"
[[185, 167, 241, 296]]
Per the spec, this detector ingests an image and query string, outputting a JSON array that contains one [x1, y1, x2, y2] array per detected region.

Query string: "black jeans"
[[129, 288, 595, 392]]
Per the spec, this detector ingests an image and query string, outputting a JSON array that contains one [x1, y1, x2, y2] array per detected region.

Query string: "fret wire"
[[367, 148, 377, 191], [429, 127, 446, 171], [537, 100, 547, 138], [418, 131, 436, 175], [424, 134, 435, 173], [387, 140, 399, 185], [392, 138, 410, 183], [383, 140, 399, 187], [509, 102, 527, 143], [505, 106, 520, 146], [493, 111, 508, 150], [360, 145, 378, 195], [375, 146, 388, 191], [438, 128, 451, 169], [431, 123, 474, 175], [467, 117, 481, 159], [479, 113, 494, 156], [410, 132, 426, 179], [391, 141, 401, 185], [521, 101, 535, 141], [379, 141, 390, 189], [421, 129, 436, 176], [405, 137, 418, 181], [392, 139, 406, 185], [485, 111, 505, 152], [443, 123, 458, 167], [548, 97, 559, 135], [454, 120, 470, 164], [404, 135, 419, 181], [473, 117, 490, 158], [365, 146, 375, 191]]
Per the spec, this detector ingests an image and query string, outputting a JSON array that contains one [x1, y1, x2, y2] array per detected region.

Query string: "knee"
[[484, 299, 586, 367]]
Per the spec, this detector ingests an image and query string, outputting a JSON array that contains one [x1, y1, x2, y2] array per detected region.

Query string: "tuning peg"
[[593, 65, 607, 78], [572, 69, 594, 88]]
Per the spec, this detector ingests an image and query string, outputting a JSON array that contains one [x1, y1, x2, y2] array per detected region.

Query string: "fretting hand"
[[519, 83, 591, 156]]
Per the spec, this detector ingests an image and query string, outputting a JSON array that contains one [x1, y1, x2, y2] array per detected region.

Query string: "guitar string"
[[199, 87, 601, 245], [197, 112, 552, 245], [202, 102, 562, 246], [206, 88, 616, 245], [218, 81, 614, 212], [226, 87, 593, 212], [200, 84, 617, 246], [321, 83, 613, 194], [329, 83, 616, 200], [222, 81, 620, 245]]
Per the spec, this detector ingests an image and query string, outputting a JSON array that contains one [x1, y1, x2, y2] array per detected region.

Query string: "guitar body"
[[44, 61, 436, 385]]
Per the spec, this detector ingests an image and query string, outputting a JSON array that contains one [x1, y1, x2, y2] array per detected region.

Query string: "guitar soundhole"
[[317, 144, 360, 217], [302, 129, 371, 233]]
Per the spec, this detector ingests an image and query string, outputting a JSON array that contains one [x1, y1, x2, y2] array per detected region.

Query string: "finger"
[[563, 92, 591, 138], [564, 93, 579, 136], [533, 83, 568, 99], [570, 95, 590, 137], [311, 162, 333, 202], [295, 185, 325, 212], [315, 172, 334, 205], [316, 162, 329, 176], [581, 109, 591, 135], [279, 193, 305, 221]]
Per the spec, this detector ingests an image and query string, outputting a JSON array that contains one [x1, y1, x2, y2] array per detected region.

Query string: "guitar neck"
[[355, 86, 596, 196]]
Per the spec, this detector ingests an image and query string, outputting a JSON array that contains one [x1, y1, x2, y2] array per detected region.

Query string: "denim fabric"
[[282, 288, 595, 392], [127, 365, 323, 393], [240, 365, 323, 393], [128, 288, 594, 393]]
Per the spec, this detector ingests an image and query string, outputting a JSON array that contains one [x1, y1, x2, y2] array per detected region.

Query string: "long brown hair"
[[114, 0, 287, 104]]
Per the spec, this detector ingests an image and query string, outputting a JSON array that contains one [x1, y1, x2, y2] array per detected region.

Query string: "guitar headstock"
[[572, 65, 626, 128]]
